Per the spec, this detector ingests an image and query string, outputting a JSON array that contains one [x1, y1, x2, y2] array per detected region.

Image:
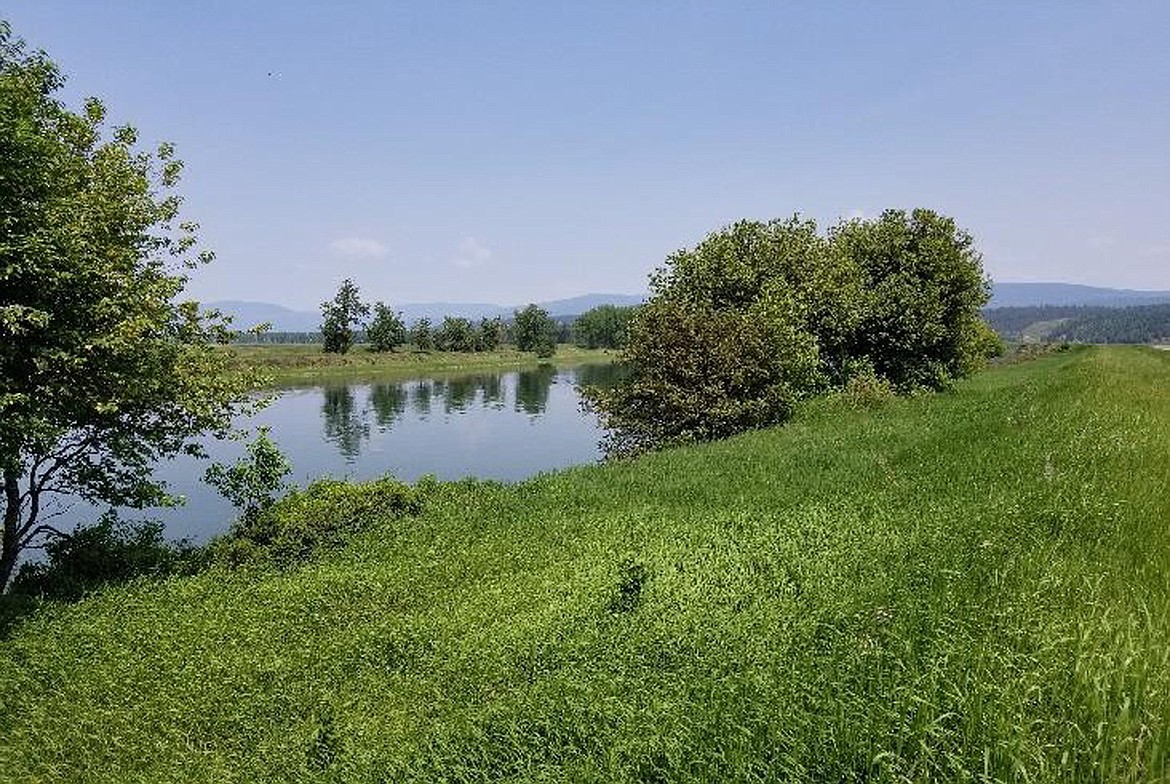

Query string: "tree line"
[[257, 279, 640, 356], [984, 303, 1170, 344], [318, 279, 562, 357]]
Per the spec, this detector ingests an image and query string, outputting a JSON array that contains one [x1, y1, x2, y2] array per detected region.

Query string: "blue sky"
[[7, 2, 1170, 308]]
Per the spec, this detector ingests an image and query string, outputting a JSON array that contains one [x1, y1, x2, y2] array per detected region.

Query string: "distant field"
[[2, 346, 1168, 782], [228, 344, 616, 384]]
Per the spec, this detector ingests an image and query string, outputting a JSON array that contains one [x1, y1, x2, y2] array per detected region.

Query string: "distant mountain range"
[[208, 284, 1170, 332], [208, 293, 645, 332], [988, 282, 1170, 309]]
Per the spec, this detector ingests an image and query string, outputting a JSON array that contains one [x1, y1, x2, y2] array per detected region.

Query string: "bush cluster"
[[589, 209, 995, 455], [210, 476, 429, 568]]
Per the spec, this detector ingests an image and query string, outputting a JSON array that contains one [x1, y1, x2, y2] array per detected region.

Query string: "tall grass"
[[1, 346, 1167, 782]]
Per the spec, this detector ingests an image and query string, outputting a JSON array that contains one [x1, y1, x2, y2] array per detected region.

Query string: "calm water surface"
[[63, 363, 621, 542]]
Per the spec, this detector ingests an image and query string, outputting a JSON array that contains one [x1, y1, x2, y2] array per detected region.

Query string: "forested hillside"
[[984, 303, 1170, 343]]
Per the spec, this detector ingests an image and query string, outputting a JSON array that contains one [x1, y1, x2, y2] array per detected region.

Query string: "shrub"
[[211, 477, 427, 568], [8, 512, 204, 601], [590, 211, 995, 454], [587, 296, 821, 457]]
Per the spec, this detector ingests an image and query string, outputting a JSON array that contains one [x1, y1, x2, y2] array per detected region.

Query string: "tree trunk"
[[1, 469, 22, 592]]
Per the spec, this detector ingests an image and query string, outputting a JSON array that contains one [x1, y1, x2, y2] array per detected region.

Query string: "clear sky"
[[6, 2, 1169, 308]]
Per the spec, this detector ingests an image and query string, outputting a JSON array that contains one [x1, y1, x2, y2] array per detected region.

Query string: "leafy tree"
[[410, 317, 434, 352], [204, 428, 291, 525], [477, 317, 507, 351], [0, 25, 254, 589], [572, 304, 638, 349], [434, 316, 479, 352], [588, 211, 993, 455], [320, 279, 369, 354], [831, 209, 991, 388], [587, 297, 820, 457], [366, 302, 407, 352], [513, 304, 558, 357]]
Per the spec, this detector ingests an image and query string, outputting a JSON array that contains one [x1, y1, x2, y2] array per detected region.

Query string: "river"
[[53, 362, 621, 543]]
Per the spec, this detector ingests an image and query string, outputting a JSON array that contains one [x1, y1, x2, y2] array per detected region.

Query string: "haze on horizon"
[[7, 2, 1169, 309]]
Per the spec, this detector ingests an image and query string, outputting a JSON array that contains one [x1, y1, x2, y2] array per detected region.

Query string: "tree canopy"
[[320, 279, 369, 354], [572, 304, 637, 349], [366, 303, 407, 352], [588, 210, 993, 456], [0, 23, 254, 588], [512, 304, 558, 357]]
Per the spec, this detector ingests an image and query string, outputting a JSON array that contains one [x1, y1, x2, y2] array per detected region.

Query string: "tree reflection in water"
[[321, 384, 368, 463], [515, 364, 556, 415], [411, 380, 433, 417], [370, 382, 408, 429], [319, 366, 614, 461]]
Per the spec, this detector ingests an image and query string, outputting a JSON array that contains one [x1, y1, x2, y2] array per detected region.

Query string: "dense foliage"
[[2, 348, 1166, 781], [8, 513, 202, 602], [433, 316, 480, 353], [477, 316, 507, 351], [0, 24, 253, 589], [320, 279, 369, 354], [572, 304, 637, 349], [365, 303, 408, 352], [590, 210, 993, 454], [409, 317, 434, 352], [513, 304, 559, 357], [209, 476, 428, 568]]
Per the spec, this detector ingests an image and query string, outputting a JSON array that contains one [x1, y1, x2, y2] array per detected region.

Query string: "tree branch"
[[18, 523, 69, 550]]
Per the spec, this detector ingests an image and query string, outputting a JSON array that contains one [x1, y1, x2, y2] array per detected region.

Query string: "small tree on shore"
[[573, 304, 637, 349], [320, 279, 369, 354], [410, 317, 434, 352], [478, 317, 506, 351], [513, 304, 558, 358], [434, 316, 479, 352], [366, 303, 407, 352]]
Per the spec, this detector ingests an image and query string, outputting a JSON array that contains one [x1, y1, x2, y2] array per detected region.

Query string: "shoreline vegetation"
[[227, 344, 618, 386], [3, 346, 1168, 780]]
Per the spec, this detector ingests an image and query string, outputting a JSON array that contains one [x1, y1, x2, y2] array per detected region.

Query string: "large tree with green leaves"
[[588, 211, 993, 455], [512, 304, 558, 357], [0, 24, 255, 588], [366, 302, 407, 352], [572, 304, 638, 349], [320, 279, 368, 354]]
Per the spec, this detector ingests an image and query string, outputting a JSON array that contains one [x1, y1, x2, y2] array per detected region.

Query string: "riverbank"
[[3, 346, 1168, 781], [228, 344, 618, 385]]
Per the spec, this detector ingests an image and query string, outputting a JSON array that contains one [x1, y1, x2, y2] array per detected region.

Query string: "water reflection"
[[411, 380, 432, 417], [370, 383, 408, 429], [322, 384, 368, 462], [317, 363, 623, 463], [49, 363, 624, 545], [515, 364, 557, 415]]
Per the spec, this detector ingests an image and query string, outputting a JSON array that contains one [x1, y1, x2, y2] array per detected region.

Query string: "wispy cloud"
[[330, 237, 388, 259], [452, 236, 493, 269]]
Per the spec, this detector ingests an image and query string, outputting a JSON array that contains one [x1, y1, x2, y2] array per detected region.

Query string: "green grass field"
[[2, 346, 1168, 782], [229, 344, 616, 385]]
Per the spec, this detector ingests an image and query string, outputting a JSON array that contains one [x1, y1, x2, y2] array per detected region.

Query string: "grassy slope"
[[2, 347, 1168, 782], [229, 344, 615, 385]]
